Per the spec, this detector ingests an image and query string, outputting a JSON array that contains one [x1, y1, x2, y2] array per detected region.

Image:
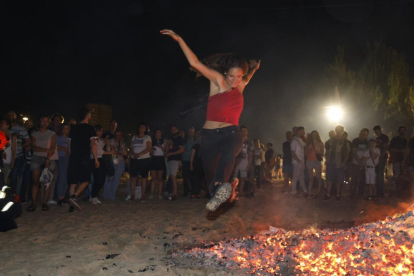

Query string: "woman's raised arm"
[[160, 29, 223, 84]]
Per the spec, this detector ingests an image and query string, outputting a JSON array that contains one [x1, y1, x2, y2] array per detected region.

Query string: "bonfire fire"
[[173, 209, 414, 275]]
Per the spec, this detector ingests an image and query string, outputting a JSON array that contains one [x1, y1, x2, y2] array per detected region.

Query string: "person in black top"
[[67, 108, 97, 212], [282, 131, 293, 194], [373, 125, 389, 196], [102, 119, 117, 140], [389, 126, 408, 179]]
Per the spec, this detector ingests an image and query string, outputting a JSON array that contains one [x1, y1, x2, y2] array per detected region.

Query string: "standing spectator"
[[182, 127, 197, 197], [20, 122, 35, 204], [373, 125, 389, 197], [404, 134, 414, 198], [253, 139, 265, 188], [343, 131, 353, 185], [233, 125, 253, 197], [282, 131, 293, 194], [1, 119, 16, 183], [362, 139, 380, 200], [103, 130, 127, 200], [50, 114, 64, 133], [350, 128, 369, 199], [103, 119, 117, 140], [305, 130, 324, 198], [6, 111, 31, 199], [265, 143, 276, 179], [291, 127, 308, 197], [165, 126, 185, 200], [129, 122, 152, 201], [190, 136, 204, 199], [67, 108, 96, 212], [56, 123, 70, 205], [389, 126, 407, 179], [149, 129, 167, 200], [325, 125, 350, 201], [90, 125, 113, 204], [27, 116, 58, 211]]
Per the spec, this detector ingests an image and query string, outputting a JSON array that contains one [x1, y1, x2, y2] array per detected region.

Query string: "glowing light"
[[22, 117, 29, 123], [326, 106, 343, 122]]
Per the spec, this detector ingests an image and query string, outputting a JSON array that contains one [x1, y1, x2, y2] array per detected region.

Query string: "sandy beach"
[[0, 179, 409, 276]]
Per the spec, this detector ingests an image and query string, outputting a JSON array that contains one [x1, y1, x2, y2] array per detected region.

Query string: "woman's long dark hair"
[[180, 53, 249, 119], [152, 129, 164, 146]]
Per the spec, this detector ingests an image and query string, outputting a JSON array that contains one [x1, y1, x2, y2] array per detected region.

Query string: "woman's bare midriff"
[[203, 120, 234, 129]]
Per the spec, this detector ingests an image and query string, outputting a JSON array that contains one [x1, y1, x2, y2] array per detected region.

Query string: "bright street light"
[[326, 106, 343, 122], [22, 117, 29, 123]]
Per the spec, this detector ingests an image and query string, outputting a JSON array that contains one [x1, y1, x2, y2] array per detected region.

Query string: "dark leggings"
[[200, 126, 242, 197], [91, 158, 106, 198]]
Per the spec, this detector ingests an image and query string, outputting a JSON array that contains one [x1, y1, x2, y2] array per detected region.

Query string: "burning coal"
[[172, 208, 414, 275]]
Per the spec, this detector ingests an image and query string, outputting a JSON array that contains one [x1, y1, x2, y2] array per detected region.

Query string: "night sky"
[[2, 0, 414, 153]]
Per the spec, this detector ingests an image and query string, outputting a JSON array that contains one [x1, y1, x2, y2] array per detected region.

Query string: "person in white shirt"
[[290, 126, 308, 197], [28, 116, 58, 212], [150, 129, 167, 199], [361, 139, 380, 200], [129, 122, 152, 201]]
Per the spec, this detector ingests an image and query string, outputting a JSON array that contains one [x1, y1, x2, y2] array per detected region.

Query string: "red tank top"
[[206, 88, 244, 126]]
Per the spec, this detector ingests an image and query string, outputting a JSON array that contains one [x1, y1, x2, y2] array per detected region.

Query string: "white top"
[[290, 136, 306, 163], [131, 135, 152, 159], [90, 137, 105, 159], [152, 139, 166, 157], [363, 148, 380, 167], [32, 130, 58, 160], [254, 148, 265, 166], [2, 142, 12, 164]]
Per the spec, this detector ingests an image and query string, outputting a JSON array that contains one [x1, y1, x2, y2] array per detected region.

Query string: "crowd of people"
[[281, 124, 414, 201], [1, 108, 413, 215]]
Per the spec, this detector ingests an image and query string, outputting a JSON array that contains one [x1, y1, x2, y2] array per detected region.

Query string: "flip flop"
[[206, 182, 232, 212]]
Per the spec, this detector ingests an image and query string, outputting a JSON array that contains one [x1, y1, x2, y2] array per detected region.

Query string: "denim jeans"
[[103, 160, 125, 199], [376, 156, 387, 195], [56, 156, 69, 198], [181, 161, 191, 194], [200, 126, 242, 197], [351, 164, 365, 197], [9, 156, 25, 194], [20, 162, 33, 201]]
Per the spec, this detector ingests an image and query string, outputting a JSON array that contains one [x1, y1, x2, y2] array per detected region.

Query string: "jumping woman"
[[161, 29, 260, 211]]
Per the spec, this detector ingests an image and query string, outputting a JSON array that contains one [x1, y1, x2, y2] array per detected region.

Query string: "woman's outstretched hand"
[[160, 29, 181, 42], [249, 59, 261, 70]]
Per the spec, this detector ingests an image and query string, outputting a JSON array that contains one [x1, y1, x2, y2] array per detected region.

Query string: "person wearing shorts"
[[165, 126, 184, 200], [150, 129, 167, 200], [129, 122, 152, 202], [362, 139, 380, 200], [67, 108, 96, 212], [27, 115, 58, 212], [233, 125, 253, 197]]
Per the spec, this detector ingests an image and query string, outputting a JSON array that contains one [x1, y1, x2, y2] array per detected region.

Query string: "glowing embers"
[[173, 210, 414, 275]]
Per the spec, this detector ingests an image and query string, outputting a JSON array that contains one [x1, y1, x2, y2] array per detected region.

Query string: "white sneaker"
[[125, 195, 131, 201], [148, 194, 154, 199], [48, 200, 57, 205], [91, 197, 99, 204], [95, 197, 102, 204]]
